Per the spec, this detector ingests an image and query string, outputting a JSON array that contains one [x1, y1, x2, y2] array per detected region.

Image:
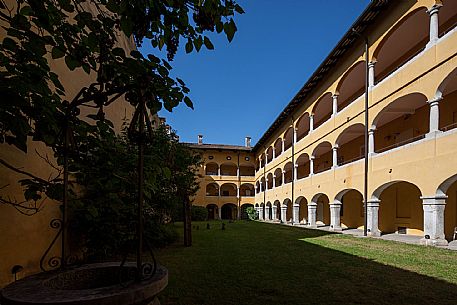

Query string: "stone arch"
[[239, 163, 255, 177], [312, 92, 333, 130], [274, 138, 283, 158], [266, 172, 274, 190], [266, 146, 274, 163], [312, 193, 330, 226], [437, 174, 457, 240], [439, 0, 457, 38], [371, 93, 429, 153], [240, 183, 254, 197], [435, 67, 457, 132], [295, 113, 310, 142], [274, 200, 281, 221], [274, 168, 283, 187], [220, 162, 237, 176], [205, 162, 219, 175], [335, 123, 365, 166], [312, 141, 332, 174], [335, 189, 364, 229], [373, 181, 423, 235], [283, 162, 293, 184], [221, 203, 237, 220], [220, 183, 237, 197], [266, 201, 272, 220], [335, 61, 366, 112], [295, 196, 308, 224], [296, 153, 310, 179], [206, 183, 219, 197], [283, 198, 292, 222], [283, 127, 294, 151], [373, 7, 429, 82], [206, 204, 219, 220]]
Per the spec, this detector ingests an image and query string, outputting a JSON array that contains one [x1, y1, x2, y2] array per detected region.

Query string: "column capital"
[[332, 93, 339, 98], [310, 155, 315, 160], [428, 96, 443, 107], [308, 202, 317, 207], [421, 195, 448, 205], [330, 201, 342, 206], [294, 163, 298, 168], [366, 199, 381, 207], [368, 128, 376, 134], [332, 145, 339, 150], [368, 61, 377, 68], [427, 3, 442, 16]]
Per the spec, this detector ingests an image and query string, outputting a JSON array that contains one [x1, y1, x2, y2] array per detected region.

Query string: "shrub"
[[191, 205, 208, 221], [246, 207, 258, 220]]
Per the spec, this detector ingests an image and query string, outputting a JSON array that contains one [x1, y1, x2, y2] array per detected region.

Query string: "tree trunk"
[[183, 196, 192, 247]]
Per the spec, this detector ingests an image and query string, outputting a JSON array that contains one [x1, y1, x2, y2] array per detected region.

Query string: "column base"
[[367, 230, 381, 237], [425, 130, 443, 139], [420, 238, 448, 247], [329, 226, 342, 232], [306, 224, 317, 229]]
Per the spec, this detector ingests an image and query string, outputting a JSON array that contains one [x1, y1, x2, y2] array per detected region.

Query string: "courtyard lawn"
[[156, 221, 457, 305]]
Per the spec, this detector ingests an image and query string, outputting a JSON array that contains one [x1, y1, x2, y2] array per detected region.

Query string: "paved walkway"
[[271, 221, 457, 251]]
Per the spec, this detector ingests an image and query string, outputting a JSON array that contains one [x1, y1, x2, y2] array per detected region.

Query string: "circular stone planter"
[[0, 262, 168, 305]]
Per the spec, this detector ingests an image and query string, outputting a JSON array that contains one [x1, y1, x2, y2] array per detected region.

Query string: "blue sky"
[[139, 0, 370, 146]]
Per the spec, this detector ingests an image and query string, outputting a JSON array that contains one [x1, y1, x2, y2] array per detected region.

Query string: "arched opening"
[[260, 202, 265, 219], [220, 162, 237, 176], [312, 141, 332, 174], [266, 173, 274, 190], [336, 61, 365, 112], [220, 183, 237, 197], [274, 138, 283, 158], [255, 181, 260, 194], [274, 200, 281, 220], [376, 181, 423, 235], [335, 124, 365, 166], [240, 183, 254, 197], [313, 194, 330, 226], [266, 146, 274, 164], [296, 196, 308, 224], [260, 177, 266, 192], [274, 168, 282, 187], [284, 198, 292, 222], [296, 113, 310, 142], [255, 159, 260, 172], [296, 153, 310, 179], [266, 202, 272, 220], [437, 174, 457, 241], [239, 163, 255, 177], [374, 8, 429, 82], [206, 204, 219, 220], [205, 162, 218, 175], [373, 93, 429, 153], [241, 204, 253, 220], [313, 93, 333, 129], [221, 203, 237, 220], [206, 183, 219, 197], [439, 0, 457, 38], [336, 189, 364, 229], [437, 68, 457, 132], [284, 127, 293, 151], [283, 162, 293, 184]]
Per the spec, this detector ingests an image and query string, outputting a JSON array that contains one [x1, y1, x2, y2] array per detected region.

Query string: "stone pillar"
[[310, 156, 315, 175], [265, 206, 271, 220], [294, 164, 298, 181], [368, 61, 376, 88], [366, 199, 381, 237], [282, 170, 285, 184], [272, 175, 276, 188], [265, 178, 269, 191], [332, 145, 338, 168], [218, 166, 221, 176], [259, 206, 264, 221], [218, 206, 222, 219], [368, 128, 375, 155], [427, 4, 442, 45], [273, 148, 276, 159], [293, 127, 298, 144], [282, 139, 285, 152], [332, 94, 338, 117], [293, 203, 300, 224], [309, 114, 314, 132], [329, 202, 342, 231], [420, 195, 448, 246], [281, 205, 287, 223], [307, 202, 317, 228], [237, 167, 240, 178], [237, 187, 240, 198], [427, 97, 442, 137], [272, 205, 278, 221]]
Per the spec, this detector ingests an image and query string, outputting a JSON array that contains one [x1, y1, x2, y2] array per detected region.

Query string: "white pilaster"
[[272, 148, 276, 159], [329, 202, 342, 231], [282, 139, 285, 152], [310, 156, 315, 175], [281, 205, 287, 223], [427, 97, 442, 137], [366, 199, 381, 237], [309, 114, 314, 132], [332, 94, 338, 117], [272, 205, 278, 221], [265, 206, 271, 220], [420, 195, 448, 246], [237, 187, 240, 198], [282, 170, 285, 184], [368, 128, 375, 155], [259, 206, 264, 220], [272, 175, 276, 188], [218, 166, 221, 176], [293, 203, 300, 224], [294, 164, 298, 181], [427, 4, 442, 46], [368, 61, 376, 88], [332, 145, 338, 168], [307, 202, 317, 228]]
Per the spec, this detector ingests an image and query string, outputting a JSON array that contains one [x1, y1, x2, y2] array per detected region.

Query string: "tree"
[[0, 0, 243, 211]]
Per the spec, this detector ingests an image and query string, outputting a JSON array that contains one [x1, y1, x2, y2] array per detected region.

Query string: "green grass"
[[156, 221, 457, 305]]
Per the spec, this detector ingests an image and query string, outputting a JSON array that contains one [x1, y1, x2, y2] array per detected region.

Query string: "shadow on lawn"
[[160, 221, 457, 305]]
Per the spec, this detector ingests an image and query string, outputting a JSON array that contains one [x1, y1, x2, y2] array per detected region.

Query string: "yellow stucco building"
[[191, 0, 457, 247]]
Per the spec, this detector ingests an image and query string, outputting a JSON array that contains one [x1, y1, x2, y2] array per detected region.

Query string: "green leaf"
[[194, 36, 203, 51], [2, 37, 17, 51], [203, 37, 214, 50], [235, 4, 245, 14], [185, 39, 193, 53], [64, 55, 79, 71], [184, 96, 194, 109], [51, 47, 65, 59], [19, 6, 33, 16], [224, 19, 237, 42]]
